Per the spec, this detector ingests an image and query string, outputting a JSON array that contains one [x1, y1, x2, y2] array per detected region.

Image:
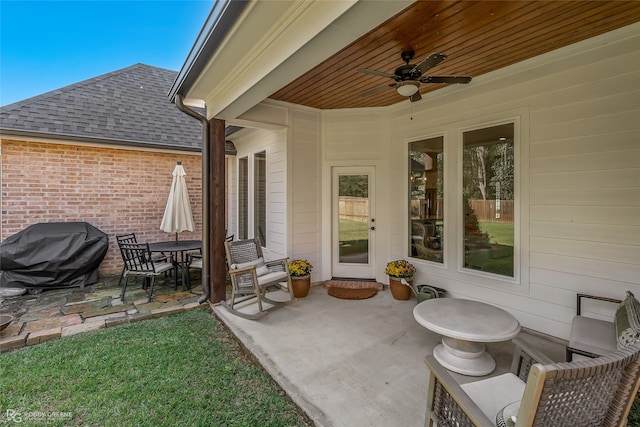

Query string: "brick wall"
[[1, 139, 203, 277]]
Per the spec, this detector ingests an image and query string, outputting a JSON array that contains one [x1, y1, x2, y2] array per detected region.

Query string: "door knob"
[[370, 226, 375, 231]]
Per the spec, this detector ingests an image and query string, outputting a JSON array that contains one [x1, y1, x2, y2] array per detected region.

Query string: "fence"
[[468, 199, 514, 223], [339, 197, 512, 223], [339, 196, 369, 222]]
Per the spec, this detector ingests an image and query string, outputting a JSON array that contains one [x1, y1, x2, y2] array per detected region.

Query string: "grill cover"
[[0, 222, 108, 290]]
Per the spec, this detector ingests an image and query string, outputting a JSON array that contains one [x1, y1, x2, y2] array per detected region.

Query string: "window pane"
[[254, 151, 266, 246], [409, 137, 444, 263], [338, 175, 369, 263], [238, 157, 248, 240], [462, 123, 514, 277]]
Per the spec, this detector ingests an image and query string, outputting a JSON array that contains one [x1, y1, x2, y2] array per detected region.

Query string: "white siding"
[[231, 128, 287, 259], [322, 23, 640, 339], [228, 108, 322, 281], [240, 23, 639, 340], [289, 110, 322, 281], [322, 110, 392, 280]]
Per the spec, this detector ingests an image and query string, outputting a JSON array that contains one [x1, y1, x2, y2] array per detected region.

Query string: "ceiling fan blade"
[[409, 91, 422, 102], [358, 83, 397, 98], [420, 76, 472, 84], [411, 53, 447, 75], [358, 68, 397, 79]]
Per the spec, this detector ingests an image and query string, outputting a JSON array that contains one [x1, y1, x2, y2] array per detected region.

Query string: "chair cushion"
[[616, 291, 640, 349], [569, 315, 617, 356], [257, 271, 288, 287], [232, 257, 269, 276], [154, 262, 174, 274], [460, 373, 526, 424]]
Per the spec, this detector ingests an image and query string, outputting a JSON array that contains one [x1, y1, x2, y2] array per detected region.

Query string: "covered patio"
[[167, 2, 638, 422], [170, 0, 640, 345], [212, 286, 565, 427]]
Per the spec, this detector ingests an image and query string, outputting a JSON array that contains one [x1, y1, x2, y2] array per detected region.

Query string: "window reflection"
[[254, 151, 266, 246], [409, 137, 444, 263], [238, 157, 248, 240], [338, 175, 369, 264], [462, 123, 515, 277]]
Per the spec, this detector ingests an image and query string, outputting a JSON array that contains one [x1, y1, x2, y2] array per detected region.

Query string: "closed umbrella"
[[160, 161, 194, 241]]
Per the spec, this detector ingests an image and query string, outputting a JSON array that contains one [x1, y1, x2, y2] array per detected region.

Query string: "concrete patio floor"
[[212, 283, 568, 427]]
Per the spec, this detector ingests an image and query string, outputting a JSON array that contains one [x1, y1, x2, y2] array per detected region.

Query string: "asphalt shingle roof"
[[0, 64, 202, 150]]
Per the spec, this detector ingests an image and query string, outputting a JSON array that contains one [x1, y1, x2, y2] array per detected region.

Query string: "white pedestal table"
[[413, 298, 521, 376]]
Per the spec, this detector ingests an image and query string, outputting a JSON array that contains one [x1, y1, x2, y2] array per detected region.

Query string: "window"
[[462, 123, 514, 278], [408, 136, 444, 263], [237, 151, 267, 245], [254, 151, 266, 244], [238, 157, 248, 240], [338, 174, 369, 264]]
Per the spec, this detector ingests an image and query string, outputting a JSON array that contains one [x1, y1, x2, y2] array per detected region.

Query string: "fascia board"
[[212, 0, 413, 121], [189, 0, 357, 118]]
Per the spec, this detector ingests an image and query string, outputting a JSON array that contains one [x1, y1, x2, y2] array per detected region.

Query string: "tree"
[[339, 175, 368, 198]]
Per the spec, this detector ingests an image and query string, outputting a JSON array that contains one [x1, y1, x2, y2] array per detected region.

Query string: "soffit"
[[269, 0, 640, 109], [182, 0, 640, 120]]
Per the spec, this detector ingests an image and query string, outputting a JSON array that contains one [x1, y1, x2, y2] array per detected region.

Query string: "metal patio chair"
[[424, 338, 640, 427], [566, 293, 621, 361], [116, 233, 169, 287], [118, 242, 173, 302], [223, 237, 295, 320], [184, 252, 202, 290], [183, 234, 234, 289]]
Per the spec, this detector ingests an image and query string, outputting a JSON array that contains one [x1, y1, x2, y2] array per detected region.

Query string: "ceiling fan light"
[[397, 81, 419, 97]]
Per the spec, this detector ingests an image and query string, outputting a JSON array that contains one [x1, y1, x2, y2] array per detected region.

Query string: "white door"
[[332, 166, 376, 279]]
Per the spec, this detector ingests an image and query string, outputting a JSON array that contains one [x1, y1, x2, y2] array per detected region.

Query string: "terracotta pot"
[[389, 276, 412, 300], [291, 275, 311, 298]]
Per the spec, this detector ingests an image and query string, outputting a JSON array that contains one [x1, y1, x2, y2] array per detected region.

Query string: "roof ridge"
[[0, 63, 201, 150], [1, 63, 175, 110]]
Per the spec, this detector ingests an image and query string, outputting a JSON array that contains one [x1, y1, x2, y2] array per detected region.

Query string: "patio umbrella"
[[160, 161, 194, 241]]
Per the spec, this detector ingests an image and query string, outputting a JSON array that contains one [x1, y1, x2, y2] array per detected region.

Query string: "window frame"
[[236, 150, 268, 248], [457, 117, 521, 284], [407, 135, 446, 266], [238, 156, 249, 240]]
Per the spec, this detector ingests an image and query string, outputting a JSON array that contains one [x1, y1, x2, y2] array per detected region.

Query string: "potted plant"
[[385, 259, 416, 300], [288, 259, 313, 298]]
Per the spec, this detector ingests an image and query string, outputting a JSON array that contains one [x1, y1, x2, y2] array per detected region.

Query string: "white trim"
[[405, 131, 449, 271], [456, 115, 523, 287], [331, 165, 376, 279]]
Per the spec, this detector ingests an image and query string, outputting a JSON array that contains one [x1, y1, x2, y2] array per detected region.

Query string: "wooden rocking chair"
[[223, 238, 295, 319]]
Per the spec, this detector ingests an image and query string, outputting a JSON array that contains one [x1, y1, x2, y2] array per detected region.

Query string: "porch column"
[[209, 118, 226, 303]]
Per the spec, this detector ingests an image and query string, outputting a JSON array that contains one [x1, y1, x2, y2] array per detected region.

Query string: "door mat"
[[323, 280, 383, 300]]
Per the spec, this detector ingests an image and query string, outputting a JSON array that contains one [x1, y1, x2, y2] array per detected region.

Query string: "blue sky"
[[0, 0, 213, 106]]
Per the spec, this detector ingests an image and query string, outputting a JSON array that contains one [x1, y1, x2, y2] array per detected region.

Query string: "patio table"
[[148, 240, 202, 290], [413, 298, 520, 376]]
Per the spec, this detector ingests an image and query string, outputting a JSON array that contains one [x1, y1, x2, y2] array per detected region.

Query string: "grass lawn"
[[339, 218, 369, 241], [339, 218, 369, 257], [478, 221, 514, 246], [0, 309, 312, 427]]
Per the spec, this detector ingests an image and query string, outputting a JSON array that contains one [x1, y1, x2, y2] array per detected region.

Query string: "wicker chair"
[[425, 338, 640, 427], [118, 242, 173, 302], [223, 237, 295, 320]]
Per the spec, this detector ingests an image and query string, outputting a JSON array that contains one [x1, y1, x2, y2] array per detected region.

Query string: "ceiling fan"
[[358, 50, 472, 102]]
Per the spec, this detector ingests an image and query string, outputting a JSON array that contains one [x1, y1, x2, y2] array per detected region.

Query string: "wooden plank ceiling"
[[269, 1, 640, 109]]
